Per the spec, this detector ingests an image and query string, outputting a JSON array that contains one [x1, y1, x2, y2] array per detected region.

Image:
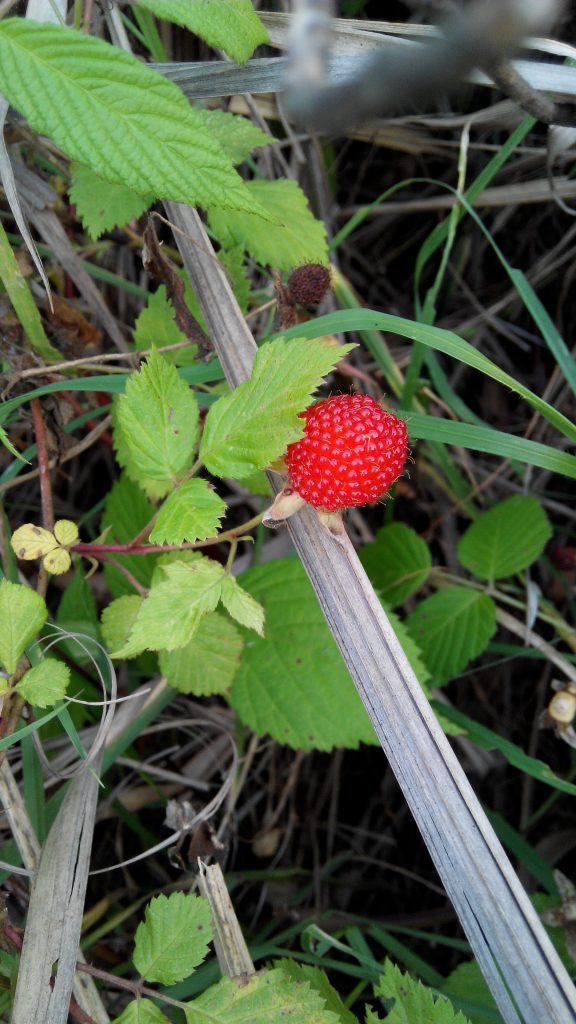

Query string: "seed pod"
[[286, 263, 332, 307]]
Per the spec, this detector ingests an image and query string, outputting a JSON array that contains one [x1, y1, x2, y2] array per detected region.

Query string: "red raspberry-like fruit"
[[286, 394, 408, 511]]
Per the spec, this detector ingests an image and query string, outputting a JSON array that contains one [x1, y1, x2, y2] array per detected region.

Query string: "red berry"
[[286, 394, 408, 511]]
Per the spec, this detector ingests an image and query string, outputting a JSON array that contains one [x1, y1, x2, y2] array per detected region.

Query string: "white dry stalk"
[[164, 200, 576, 1024]]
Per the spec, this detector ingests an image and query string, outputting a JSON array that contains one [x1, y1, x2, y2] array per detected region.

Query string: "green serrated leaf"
[[360, 524, 432, 607], [185, 965, 339, 1024], [200, 336, 354, 478], [375, 960, 472, 1024], [159, 611, 243, 695], [101, 474, 159, 597], [0, 20, 262, 212], [15, 660, 70, 708], [116, 349, 199, 484], [133, 892, 212, 985], [1, 423, 29, 462], [440, 961, 498, 1024], [277, 961, 358, 1024], [0, 580, 47, 675], [228, 559, 377, 751], [112, 999, 169, 1024], [221, 575, 265, 636], [457, 495, 552, 581], [113, 557, 224, 658], [135, 0, 268, 63], [101, 596, 144, 656], [69, 162, 153, 240], [112, 399, 174, 501], [406, 587, 497, 685], [134, 285, 194, 367], [149, 479, 226, 544], [208, 178, 329, 269], [195, 108, 271, 164]]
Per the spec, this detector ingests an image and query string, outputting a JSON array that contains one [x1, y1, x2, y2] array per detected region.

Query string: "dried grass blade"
[[165, 201, 576, 1024]]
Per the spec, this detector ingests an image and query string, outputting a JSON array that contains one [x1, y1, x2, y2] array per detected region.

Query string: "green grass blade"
[[0, 219, 59, 361]]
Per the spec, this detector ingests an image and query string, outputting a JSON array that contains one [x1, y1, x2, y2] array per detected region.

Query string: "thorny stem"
[[73, 512, 264, 559]]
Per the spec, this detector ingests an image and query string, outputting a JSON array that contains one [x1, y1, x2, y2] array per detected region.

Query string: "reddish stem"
[[30, 398, 54, 531]]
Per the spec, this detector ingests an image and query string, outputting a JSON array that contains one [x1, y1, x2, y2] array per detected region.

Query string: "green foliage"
[[115, 349, 199, 486], [0, 218, 58, 360], [184, 965, 341, 1023], [406, 588, 497, 685], [15, 660, 70, 708], [101, 474, 158, 597], [0, 21, 265, 213], [0, 580, 47, 675], [55, 567, 101, 665], [200, 336, 354, 478], [101, 596, 144, 655], [133, 892, 212, 985], [220, 575, 265, 636], [134, 0, 269, 64], [208, 178, 329, 269], [359, 524, 432, 607], [159, 612, 243, 695], [112, 556, 226, 658], [457, 496, 552, 581], [69, 163, 153, 240], [374, 959, 472, 1023], [133, 286, 198, 367], [229, 559, 379, 750], [277, 961, 358, 1024], [149, 479, 226, 544], [195, 108, 271, 164], [112, 999, 169, 1024], [439, 961, 499, 1024]]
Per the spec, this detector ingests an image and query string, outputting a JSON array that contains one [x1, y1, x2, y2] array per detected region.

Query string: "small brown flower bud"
[[286, 264, 332, 307]]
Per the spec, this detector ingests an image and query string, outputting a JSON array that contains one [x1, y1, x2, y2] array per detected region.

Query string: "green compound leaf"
[[116, 349, 199, 485], [0, 20, 261, 212], [406, 587, 497, 686], [101, 474, 159, 598], [228, 559, 378, 751], [220, 575, 265, 636], [112, 557, 224, 658], [0, 580, 47, 675], [15, 660, 70, 708], [101, 596, 144, 656], [69, 163, 153, 240], [135, 0, 268, 64], [208, 178, 329, 270], [457, 495, 552, 581], [360, 523, 432, 607], [195, 108, 271, 164], [149, 479, 226, 545], [159, 611, 243, 695], [184, 965, 340, 1024], [133, 892, 212, 985], [200, 336, 354, 479], [112, 999, 169, 1024], [112, 399, 175, 502], [375, 959, 472, 1024]]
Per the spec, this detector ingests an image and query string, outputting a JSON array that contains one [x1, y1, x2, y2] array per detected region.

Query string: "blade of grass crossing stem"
[[21, 734, 46, 844], [331, 269, 403, 397], [167, 201, 576, 1024]]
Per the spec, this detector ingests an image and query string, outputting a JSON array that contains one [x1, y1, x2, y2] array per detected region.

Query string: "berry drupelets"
[[264, 394, 408, 534]]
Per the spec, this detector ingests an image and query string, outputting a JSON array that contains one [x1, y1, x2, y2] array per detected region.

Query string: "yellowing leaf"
[[53, 519, 79, 546], [184, 965, 340, 1023], [11, 523, 57, 560], [43, 548, 72, 575]]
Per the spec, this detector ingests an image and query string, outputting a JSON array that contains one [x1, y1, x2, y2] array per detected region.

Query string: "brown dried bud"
[[286, 264, 331, 307]]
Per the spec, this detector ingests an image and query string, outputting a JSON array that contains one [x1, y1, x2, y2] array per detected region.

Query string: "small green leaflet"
[[134, 892, 212, 986], [457, 495, 552, 581], [360, 523, 432, 607], [276, 961, 358, 1024], [374, 960, 472, 1024], [15, 660, 70, 708], [134, 0, 269, 64], [200, 336, 354, 478], [220, 575, 265, 636], [116, 349, 199, 484], [184, 965, 340, 1024], [112, 557, 224, 658], [406, 587, 497, 685], [113, 398, 175, 501], [101, 474, 159, 598], [195, 108, 271, 164], [208, 178, 329, 269], [0, 20, 263, 212], [101, 596, 144, 655], [159, 612, 243, 695], [149, 479, 226, 545], [111, 999, 169, 1024], [0, 580, 47, 674], [69, 163, 153, 240], [134, 285, 195, 367], [0, 423, 28, 462]]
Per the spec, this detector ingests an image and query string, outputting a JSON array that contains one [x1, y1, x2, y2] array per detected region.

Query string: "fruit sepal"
[[262, 486, 306, 528]]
